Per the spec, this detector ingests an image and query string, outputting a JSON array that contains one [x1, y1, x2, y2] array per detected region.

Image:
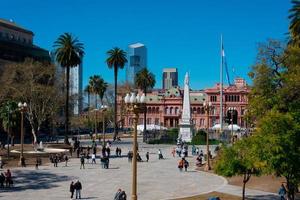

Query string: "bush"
[[191, 130, 219, 145]]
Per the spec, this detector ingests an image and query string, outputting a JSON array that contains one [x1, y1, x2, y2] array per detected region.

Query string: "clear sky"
[[1, 0, 291, 89]]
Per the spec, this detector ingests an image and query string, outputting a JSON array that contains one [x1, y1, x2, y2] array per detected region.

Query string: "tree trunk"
[[113, 66, 118, 141], [286, 176, 295, 200], [31, 128, 37, 144], [65, 67, 70, 145], [242, 172, 251, 200], [143, 88, 147, 143]]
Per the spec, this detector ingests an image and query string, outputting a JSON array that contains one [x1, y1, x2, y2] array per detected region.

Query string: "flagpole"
[[220, 34, 223, 135]]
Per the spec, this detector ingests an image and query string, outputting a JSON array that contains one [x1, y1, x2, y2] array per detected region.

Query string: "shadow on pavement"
[[0, 169, 76, 193], [247, 194, 280, 200]]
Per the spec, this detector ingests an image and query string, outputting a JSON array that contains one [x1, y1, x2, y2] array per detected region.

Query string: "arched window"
[[170, 107, 173, 115], [175, 107, 179, 114], [156, 107, 159, 113], [193, 107, 196, 113], [151, 107, 155, 113], [165, 107, 169, 114], [147, 107, 152, 113], [197, 107, 201, 114]]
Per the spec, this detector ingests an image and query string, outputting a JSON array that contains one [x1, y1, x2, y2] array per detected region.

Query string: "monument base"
[[179, 123, 193, 142]]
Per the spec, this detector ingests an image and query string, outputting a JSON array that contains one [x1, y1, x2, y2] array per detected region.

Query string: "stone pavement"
[[0, 138, 279, 200]]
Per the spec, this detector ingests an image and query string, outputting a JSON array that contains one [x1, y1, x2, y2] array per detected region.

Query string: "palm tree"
[[106, 47, 127, 140], [89, 75, 101, 108], [98, 78, 108, 106], [289, 0, 300, 44], [53, 33, 84, 144], [84, 85, 92, 110], [135, 68, 156, 142]]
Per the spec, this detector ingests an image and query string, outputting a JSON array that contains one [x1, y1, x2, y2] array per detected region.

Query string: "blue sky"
[[1, 0, 291, 89]]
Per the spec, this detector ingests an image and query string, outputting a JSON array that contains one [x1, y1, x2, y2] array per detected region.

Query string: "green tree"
[[135, 68, 156, 141], [106, 47, 127, 140], [89, 75, 101, 108], [0, 100, 18, 154], [289, 0, 300, 44], [53, 33, 84, 144], [247, 39, 300, 199], [215, 138, 264, 200]]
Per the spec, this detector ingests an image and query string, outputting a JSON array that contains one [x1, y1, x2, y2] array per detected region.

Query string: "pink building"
[[118, 78, 250, 130]]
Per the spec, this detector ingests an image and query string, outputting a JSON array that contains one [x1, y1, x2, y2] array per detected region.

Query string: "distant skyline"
[[1, 0, 291, 89]]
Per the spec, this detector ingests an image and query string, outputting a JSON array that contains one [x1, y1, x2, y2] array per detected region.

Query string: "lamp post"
[[203, 100, 213, 171], [101, 105, 108, 147], [92, 108, 99, 139], [124, 93, 146, 200], [18, 102, 27, 165]]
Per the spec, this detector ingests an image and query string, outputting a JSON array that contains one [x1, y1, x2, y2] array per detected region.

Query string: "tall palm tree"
[[84, 85, 92, 110], [289, 0, 300, 44], [53, 33, 84, 144], [106, 47, 127, 140], [98, 78, 108, 106], [89, 75, 101, 108], [135, 68, 156, 142]]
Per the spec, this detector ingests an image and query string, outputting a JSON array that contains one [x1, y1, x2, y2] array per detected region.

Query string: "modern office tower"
[[162, 68, 178, 89], [69, 63, 83, 115], [51, 52, 83, 116], [126, 43, 147, 84]]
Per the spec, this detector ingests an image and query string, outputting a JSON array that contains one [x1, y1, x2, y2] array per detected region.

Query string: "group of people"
[[0, 169, 13, 187], [178, 157, 189, 172], [49, 153, 68, 167], [70, 180, 82, 199]]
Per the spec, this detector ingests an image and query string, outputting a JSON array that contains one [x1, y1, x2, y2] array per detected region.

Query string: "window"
[[210, 95, 217, 102], [147, 118, 152, 124], [130, 55, 140, 66], [155, 118, 159, 125]]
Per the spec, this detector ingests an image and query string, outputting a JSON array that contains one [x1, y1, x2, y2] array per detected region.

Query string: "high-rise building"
[[126, 43, 147, 84], [51, 52, 83, 116], [162, 68, 178, 89], [70, 63, 83, 115]]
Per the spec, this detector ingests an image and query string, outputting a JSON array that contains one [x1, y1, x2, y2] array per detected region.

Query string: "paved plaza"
[[0, 138, 279, 200]]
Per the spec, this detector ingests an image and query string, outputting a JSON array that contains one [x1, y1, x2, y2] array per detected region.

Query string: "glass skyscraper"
[[126, 43, 147, 84]]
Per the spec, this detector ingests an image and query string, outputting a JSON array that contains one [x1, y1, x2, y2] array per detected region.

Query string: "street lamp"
[[18, 102, 27, 165], [100, 105, 108, 146], [203, 100, 213, 171], [92, 108, 99, 139], [124, 93, 146, 200]]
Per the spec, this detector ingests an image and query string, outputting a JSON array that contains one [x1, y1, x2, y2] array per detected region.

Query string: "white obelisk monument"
[[179, 72, 193, 142]]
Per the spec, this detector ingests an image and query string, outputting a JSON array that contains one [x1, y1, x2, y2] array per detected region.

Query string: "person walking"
[[158, 149, 163, 159], [178, 158, 184, 172], [146, 152, 149, 162], [114, 188, 127, 200], [118, 148, 122, 157], [0, 173, 5, 187], [171, 147, 175, 158], [70, 181, 75, 199], [91, 153, 96, 164], [184, 159, 189, 172], [5, 169, 12, 187], [80, 155, 85, 169], [74, 180, 82, 199], [278, 184, 286, 200], [115, 147, 119, 157], [54, 154, 58, 167], [64, 154, 69, 167], [21, 156, 26, 167]]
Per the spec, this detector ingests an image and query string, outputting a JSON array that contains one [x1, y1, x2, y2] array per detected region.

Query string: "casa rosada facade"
[[117, 78, 250, 130]]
